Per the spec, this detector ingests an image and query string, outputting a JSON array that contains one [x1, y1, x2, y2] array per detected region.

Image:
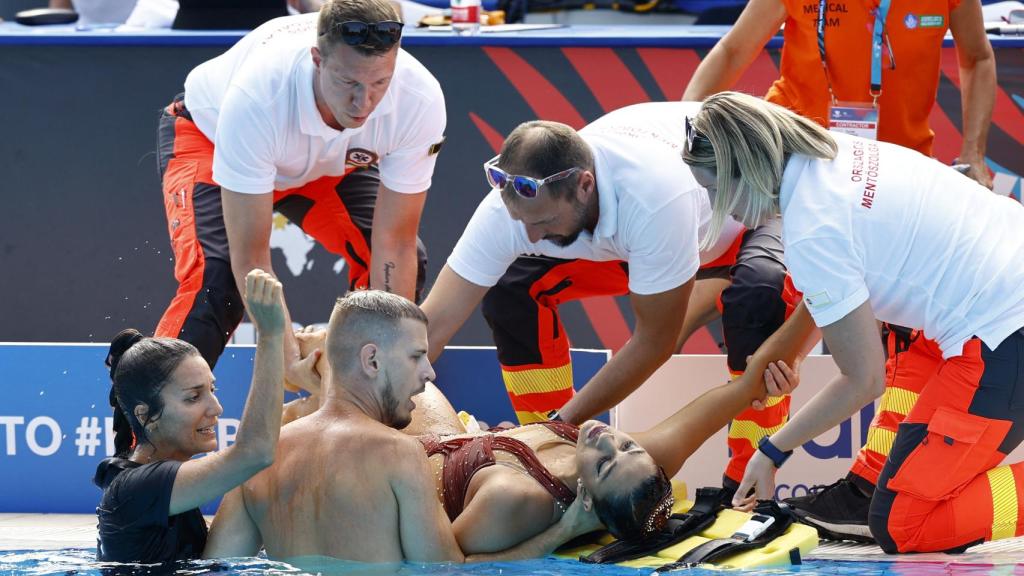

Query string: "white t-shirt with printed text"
[[447, 101, 744, 296], [183, 13, 446, 195], [781, 132, 1024, 358]]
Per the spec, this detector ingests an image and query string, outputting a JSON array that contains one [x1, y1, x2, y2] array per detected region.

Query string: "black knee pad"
[[481, 281, 525, 327], [181, 258, 244, 368], [721, 284, 787, 372], [415, 237, 428, 303]]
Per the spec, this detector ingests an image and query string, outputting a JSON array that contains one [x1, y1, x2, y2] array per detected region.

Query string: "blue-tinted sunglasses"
[[483, 155, 580, 199]]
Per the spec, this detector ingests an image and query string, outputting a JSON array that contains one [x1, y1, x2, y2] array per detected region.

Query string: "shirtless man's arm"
[[391, 436, 466, 562], [203, 488, 263, 558]]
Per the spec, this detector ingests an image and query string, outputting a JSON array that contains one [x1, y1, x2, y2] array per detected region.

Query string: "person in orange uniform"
[[682, 0, 997, 542], [684, 0, 995, 181]]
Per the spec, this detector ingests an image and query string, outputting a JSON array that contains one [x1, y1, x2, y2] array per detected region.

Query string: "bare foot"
[[291, 326, 328, 390]]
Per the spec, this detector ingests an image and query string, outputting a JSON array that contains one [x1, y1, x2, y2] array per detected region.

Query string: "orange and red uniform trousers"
[[481, 218, 794, 485], [779, 284, 1024, 551], [867, 330, 1024, 552], [154, 93, 426, 367], [846, 326, 944, 493]]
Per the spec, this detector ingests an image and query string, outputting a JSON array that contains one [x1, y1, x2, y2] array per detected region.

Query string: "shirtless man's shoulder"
[[240, 411, 437, 561]]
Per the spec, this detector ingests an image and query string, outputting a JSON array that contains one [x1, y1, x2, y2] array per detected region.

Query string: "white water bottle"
[[451, 0, 481, 35]]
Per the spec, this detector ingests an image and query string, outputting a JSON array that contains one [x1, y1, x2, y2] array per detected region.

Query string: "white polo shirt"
[[447, 101, 743, 296], [182, 13, 446, 195], [781, 132, 1024, 358]]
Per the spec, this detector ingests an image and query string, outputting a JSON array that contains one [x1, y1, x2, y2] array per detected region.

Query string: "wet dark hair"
[[592, 465, 674, 540], [105, 329, 201, 458]]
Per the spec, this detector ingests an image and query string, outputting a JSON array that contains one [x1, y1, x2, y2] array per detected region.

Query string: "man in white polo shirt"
[[422, 101, 797, 492], [153, 0, 446, 390]]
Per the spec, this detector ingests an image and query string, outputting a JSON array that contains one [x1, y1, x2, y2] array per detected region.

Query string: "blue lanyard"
[[817, 0, 893, 105], [816, 0, 835, 104], [870, 0, 892, 97]]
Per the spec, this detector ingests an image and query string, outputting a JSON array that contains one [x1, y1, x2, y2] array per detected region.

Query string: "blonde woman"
[[681, 91, 1024, 553]]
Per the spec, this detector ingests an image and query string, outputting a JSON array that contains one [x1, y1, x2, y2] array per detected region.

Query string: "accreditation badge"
[[828, 102, 879, 140]]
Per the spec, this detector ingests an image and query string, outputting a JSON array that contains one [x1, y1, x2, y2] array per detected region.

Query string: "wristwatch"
[[545, 409, 563, 422], [757, 436, 793, 468]]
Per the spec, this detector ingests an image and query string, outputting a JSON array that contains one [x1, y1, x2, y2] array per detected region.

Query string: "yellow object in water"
[[555, 481, 818, 570]]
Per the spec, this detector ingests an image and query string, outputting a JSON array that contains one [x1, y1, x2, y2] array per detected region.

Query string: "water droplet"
[[62, 370, 68, 375], [104, 316, 111, 320], [39, 391, 44, 396], [90, 404, 95, 409], [62, 435, 67, 440]]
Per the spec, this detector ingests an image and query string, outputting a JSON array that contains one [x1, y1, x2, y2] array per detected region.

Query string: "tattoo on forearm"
[[383, 261, 396, 292]]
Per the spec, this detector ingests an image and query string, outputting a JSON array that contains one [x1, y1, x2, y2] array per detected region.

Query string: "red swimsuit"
[[419, 421, 579, 521]]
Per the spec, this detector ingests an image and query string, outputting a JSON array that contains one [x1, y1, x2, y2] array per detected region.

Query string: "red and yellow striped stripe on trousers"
[[873, 335, 1024, 552], [986, 464, 1024, 542], [725, 370, 791, 484], [850, 328, 944, 486], [502, 361, 576, 424]]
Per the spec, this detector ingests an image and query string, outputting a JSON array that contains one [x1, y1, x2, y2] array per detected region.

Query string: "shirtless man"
[[201, 290, 464, 563]]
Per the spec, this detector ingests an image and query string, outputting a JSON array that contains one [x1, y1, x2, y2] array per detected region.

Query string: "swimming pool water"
[[3, 549, 1024, 576]]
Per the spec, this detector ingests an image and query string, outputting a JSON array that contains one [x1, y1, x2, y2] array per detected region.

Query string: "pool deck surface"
[[4, 513, 1024, 565]]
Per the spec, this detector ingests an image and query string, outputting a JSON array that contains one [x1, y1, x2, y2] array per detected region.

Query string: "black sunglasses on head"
[[685, 116, 705, 153], [337, 20, 403, 47]]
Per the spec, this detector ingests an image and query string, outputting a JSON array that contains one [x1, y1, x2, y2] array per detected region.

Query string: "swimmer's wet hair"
[[498, 120, 593, 206], [105, 329, 201, 458], [318, 0, 401, 57], [594, 465, 674, 541], [682, 91, 837, 250], [326, 290, 427, 373]]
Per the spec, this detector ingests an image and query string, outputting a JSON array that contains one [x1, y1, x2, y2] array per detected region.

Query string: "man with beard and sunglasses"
[[201, 290, 467, 563], [422, 102, 800, 497], [154, 0, 446, 395]]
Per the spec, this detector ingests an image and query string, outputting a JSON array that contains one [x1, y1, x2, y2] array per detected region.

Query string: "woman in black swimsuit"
[[94, 270, 293, 563]]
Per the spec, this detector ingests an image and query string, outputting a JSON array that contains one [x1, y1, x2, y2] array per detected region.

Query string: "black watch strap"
[[546, 409, 563, 422]]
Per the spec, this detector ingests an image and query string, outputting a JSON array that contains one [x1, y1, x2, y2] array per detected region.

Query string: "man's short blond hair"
[[325, 290, 427, 375]]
